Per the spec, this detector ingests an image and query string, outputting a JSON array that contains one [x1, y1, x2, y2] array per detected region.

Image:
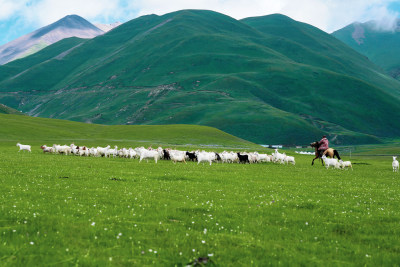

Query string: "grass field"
[[1, 115, 399, 266]]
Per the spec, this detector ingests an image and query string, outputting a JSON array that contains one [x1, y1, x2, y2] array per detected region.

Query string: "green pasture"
[[1, 115, 399, 266]]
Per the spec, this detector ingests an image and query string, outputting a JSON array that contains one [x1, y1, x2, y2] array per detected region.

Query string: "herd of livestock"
[[16, 142, 296, 166], [13, 142, 379, 171]]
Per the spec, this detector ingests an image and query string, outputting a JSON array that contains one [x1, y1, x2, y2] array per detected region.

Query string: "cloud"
[[0, 0, 399, 34]]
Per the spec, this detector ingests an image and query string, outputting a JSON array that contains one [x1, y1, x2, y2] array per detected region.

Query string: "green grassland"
[[1, 114, 399, 266], [1, 10, 400, 145]]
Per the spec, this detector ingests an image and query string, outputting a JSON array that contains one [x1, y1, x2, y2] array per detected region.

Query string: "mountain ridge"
[[0, 14, 104, 65]]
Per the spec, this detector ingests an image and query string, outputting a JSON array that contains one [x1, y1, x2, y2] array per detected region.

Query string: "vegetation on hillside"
[[1, 10, 399, 145]]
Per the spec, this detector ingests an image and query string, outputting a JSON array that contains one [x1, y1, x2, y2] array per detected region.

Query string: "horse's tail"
[[334, 150, 341, 160]]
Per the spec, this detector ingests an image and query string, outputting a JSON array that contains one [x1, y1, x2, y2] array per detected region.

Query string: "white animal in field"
[[339, 160, 353, 170], [393, 156, 399, 172], [52, 144, 71, 155], [138, 147, 161, 163], [272, 149, 285, 164], [170, 150, 187, 164], [17, 143, 31, 152], [284, 155, 296, 165], [40, 145, 54, 153], [321, 155, 340, 169], [196, 151, 217, 165], [97, 145, 110, 157]]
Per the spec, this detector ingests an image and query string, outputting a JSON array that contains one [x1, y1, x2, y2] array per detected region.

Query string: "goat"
[[321, 155, 340, 169], [186, 151, 197, 161], [197, 151, 217, 165], [40, 145, 53, 153], [393, 156, 399, 172], [339, 160, 353, 170], [16, 143, 31, 152], [237, 153, 249, 164]]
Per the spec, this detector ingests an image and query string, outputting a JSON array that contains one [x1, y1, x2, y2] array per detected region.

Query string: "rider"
[[318, 135, 329, 158]]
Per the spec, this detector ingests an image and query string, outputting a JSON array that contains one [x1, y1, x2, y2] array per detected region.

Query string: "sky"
[[0, 0, 400, 46]]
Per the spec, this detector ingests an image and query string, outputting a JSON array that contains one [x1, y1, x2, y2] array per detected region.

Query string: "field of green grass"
[[1, 114, 399, 265]]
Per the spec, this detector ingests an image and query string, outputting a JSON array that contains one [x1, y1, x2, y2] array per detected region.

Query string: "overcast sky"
[[1, 0, 399, 46]]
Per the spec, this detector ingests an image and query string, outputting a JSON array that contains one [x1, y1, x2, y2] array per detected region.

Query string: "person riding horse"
[[310, 136, 341, 165], [318, 135, 329, 158]]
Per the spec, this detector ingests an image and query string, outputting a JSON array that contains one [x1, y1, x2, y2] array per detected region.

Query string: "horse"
[[310, 141, 341, 166]]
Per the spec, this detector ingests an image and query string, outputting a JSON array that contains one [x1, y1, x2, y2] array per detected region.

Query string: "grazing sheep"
[[393, 156, 399, 172], [170, 151, 187, 164], [138, 148, 160, 163]]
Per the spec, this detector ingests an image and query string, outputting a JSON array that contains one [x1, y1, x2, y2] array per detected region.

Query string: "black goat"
[[186, 151, 197, 161], [237, 152, 249, 164]]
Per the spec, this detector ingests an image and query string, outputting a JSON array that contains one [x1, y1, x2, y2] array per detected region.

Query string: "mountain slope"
[[0, 10, 399, 145], [332, 19, 400, 80], [0, 15, 104, 65]]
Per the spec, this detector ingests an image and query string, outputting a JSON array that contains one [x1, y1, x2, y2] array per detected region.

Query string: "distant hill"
[[0, 104, 24, 115], [0, 15, 104, 65], [332, 19, 400, 80], [0, 113, 260, 150], [0, 10, 399, 145]]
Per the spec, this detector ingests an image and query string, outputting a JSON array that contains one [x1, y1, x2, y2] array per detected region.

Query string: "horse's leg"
[[312, 155, 318, 165], [334, 150, 341, 161]]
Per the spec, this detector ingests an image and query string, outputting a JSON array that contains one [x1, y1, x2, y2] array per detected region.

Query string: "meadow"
[[1, 115, 399, 266]]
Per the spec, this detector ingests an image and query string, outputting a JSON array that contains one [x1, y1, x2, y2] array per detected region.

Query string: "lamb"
[[393, 156, 399, 172], [339, 160, 353, 170], [321, 155, 340, 169]]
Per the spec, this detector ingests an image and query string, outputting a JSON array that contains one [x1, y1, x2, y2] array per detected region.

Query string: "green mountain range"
[[332, 19, 400, 80], [1, 10, 400, 145]]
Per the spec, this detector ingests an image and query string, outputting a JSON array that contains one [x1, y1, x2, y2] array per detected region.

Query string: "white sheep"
[[196, 151, 217, 165], [393, 156, 399, 172], [16, 143, 31, 152], [170, 150, 187, 164]]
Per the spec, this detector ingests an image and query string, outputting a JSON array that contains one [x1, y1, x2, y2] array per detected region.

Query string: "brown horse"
[[310, 141, 341, 165]]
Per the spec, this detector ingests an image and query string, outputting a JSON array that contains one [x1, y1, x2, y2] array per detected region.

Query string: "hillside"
[[0, 15, 104, 65], [0, 10, 400, 145], [332, 19, 400, 80], [0, 113, 261, 149], [0, 104, 24, 115]]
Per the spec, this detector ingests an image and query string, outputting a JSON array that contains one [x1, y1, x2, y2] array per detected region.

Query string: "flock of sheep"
[[16, 143, 398, 171]]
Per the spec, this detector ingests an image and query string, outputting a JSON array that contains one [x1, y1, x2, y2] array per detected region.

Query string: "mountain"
[[0, 15, 104, 65], [332, 19, 400, 80], [0, 10, 400, 145], [95, 22, 122, 32]]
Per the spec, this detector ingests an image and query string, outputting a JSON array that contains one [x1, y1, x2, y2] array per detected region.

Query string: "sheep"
[[321, 155, 340, 169], [237, 153, 250, 164], [339, 160, 353, 170], [272, 149, 285, 164], [393, 156, 399, 172], [16, 143, 31, 152]]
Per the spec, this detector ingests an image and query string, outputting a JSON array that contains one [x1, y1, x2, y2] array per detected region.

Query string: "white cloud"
[[0, 0, 399, 33]]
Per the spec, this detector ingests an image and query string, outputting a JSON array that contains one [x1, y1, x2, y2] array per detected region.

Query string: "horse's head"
[[310, 141, 319, 148]]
